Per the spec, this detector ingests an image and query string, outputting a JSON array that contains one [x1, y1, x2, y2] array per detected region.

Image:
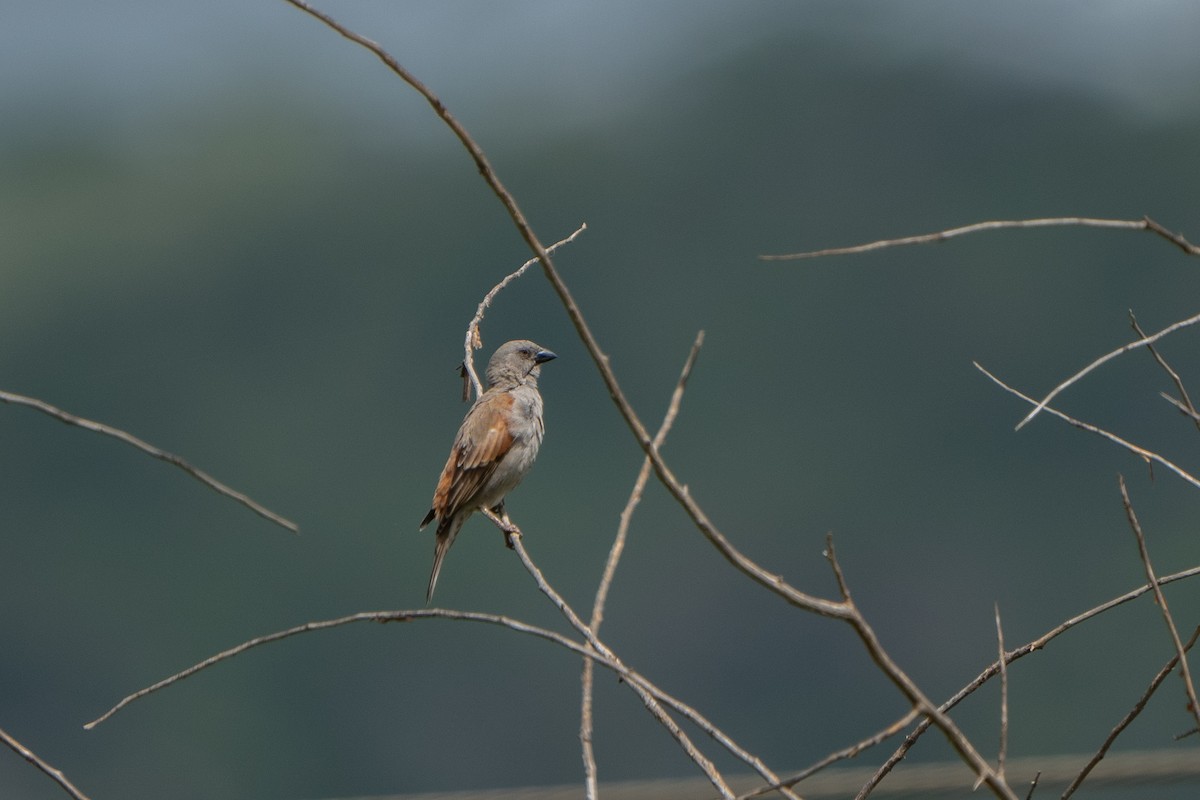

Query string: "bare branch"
[[85, 609, 595, 730], [995, 604, 1010, 787], [759, 216, 1200, 261], [822, 538, 1016, 800], [1129, 311, 1200, 433], [0, 389, 297, 533], [1011, 310, 1200, 431], [591, 330, 705, 631], [462, 224, 588, 401], [975, 363, 1200, 490], [1162, 392, 1200, 423], [1025, 772, 1041, 800], [582, 330, 705, 800], [1062, 625, 1200, 798], [0, 725, 93, 800], [1118, 476, 1200, 731]]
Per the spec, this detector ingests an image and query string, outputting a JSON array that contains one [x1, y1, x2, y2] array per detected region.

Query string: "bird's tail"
[[426, 516, 462, 604]]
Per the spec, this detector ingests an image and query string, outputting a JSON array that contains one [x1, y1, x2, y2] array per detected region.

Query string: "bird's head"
[[486, 339, 556, 388]]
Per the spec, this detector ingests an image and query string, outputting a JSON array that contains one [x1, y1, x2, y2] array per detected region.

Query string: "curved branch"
[[462, 224, 588, 401], [85, 609, 594, 730]]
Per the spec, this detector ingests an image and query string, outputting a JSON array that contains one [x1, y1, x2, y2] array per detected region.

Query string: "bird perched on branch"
[[420, 339, 557, 602]]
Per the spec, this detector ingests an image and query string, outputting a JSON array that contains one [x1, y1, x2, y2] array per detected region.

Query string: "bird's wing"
[[429, 391, 515, 522]]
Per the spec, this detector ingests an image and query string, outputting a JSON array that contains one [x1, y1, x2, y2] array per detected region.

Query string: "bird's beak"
[[534, 349, 557, 364]]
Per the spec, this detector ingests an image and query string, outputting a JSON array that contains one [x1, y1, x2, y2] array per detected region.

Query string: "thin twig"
[[0, 389, 297, 533], [85, 609, 597, 729], [1012, 309, 1200, 431], [0, 725, 93, 800], [975, 363, 1200, 490], [461, 224, 588, 401], [487, 513, 735, 800], [582, 330, 706, 800], [822, 538, 1016, 800], [591, 331, 705, 631], [759, 216, 1200, 261], [1061, 625, 1200, 798], [1026, 771, 1041, 800], [281, 0, 850, 621], [995, 604, 1009, 787], [1129, 311, 1200, 433], [1118, 476, 1200, 731], [1161, 392, 1200, 423]]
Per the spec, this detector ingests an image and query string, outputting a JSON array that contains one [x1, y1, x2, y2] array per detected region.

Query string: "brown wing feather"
[[427, 392, 515, 523]]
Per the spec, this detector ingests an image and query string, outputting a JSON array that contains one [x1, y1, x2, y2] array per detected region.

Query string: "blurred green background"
[[4, 2, 1200, 798]]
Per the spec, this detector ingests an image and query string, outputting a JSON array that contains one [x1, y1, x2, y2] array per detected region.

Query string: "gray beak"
[[534, 349, 557, 364]]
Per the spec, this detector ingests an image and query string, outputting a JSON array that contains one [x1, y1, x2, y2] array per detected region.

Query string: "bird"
[[420, 339, 557, 602]]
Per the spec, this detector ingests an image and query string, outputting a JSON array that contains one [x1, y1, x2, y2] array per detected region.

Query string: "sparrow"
[[420, 339, 557, 602]]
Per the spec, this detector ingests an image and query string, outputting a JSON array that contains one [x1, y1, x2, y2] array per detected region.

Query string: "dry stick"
[[1061, 625, 1200, 799], [1026, 772, 1042, 800], [591, 330, 705, 632], [1161, 392, 1200, 423], [975, 363, 1200, 491], [993, 604, 1010, 788], [0, 725, 93, 800], [1012, 309, 1200, 431], [1129, 311, 1200, 433], [486, 514, 734, 800], [86, 608, 603, 730], [281, 0, 849, 622], [1118, 476, 1200, 732], [581, 331, 713, 800], [462, 223, 589, 401], [0, 389, 298, 533], [758, 216, 1200, 261], [821, 538, 1017, 800]]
